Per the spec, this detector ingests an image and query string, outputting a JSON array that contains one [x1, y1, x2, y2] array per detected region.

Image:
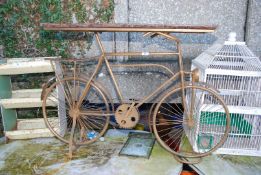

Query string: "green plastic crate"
[[200, 112, 253, 135]]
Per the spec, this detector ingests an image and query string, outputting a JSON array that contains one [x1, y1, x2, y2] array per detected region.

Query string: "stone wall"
[[84, 0, 260, 59], [91, 0, 260, 101], [246, 0, 261, 57], [128, 0, 248, 58], [113, 0, 260, 58]]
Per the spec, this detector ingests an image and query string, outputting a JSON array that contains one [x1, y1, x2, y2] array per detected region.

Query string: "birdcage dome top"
[[193, 33, 261, 72]]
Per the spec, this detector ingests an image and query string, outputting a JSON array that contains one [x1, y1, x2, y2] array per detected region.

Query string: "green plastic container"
[[200, 111, 253, 135]]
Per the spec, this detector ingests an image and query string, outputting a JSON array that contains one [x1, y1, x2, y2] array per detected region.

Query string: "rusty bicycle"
[[41, 23, 230, 162]]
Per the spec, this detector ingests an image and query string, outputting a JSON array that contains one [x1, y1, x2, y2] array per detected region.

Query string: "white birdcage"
[[190, 33, 261, 156]]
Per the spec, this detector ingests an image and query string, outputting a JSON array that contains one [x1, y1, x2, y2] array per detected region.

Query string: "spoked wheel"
[[148, 103, 157, 133], [173, 155, 202, 164], [153, 85, 230, 158], [42, 77, 110, 146]]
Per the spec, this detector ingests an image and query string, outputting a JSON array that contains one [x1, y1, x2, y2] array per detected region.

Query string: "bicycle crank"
[[115, 104, 140, 129]]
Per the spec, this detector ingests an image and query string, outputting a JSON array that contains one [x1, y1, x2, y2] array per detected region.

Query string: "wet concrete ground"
[[0, 130, 182, 175], [1, 129, 261, 175], [193, 154, 261, 175]]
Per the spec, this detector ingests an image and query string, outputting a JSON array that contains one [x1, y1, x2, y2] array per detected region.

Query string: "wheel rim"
[[153, 85, 230, 158], [42, 77, 110, 145], [148, 103, 157, 133]]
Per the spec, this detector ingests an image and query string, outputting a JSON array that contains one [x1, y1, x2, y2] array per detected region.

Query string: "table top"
[[41, 23, 217, 33]]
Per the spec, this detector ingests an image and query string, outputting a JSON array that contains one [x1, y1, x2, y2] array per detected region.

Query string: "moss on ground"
[[0, 138, 121, 175], [221, 155, 261, 166], [0, 142, 68, 175]]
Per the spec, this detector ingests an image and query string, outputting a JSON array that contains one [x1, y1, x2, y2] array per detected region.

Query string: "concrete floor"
[[193, 154, 261, 175], [1, 129, 261, 175], [0, 130, 183, 175]]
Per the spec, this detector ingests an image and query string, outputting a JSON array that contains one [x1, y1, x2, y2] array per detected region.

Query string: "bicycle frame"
[[42, 23, 216, 115], [74, 32, 188, 112], [41, 23, 220, 160]]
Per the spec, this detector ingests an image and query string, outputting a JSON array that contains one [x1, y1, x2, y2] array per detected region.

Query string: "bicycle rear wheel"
[[148, 103, 157, 133], [42, 77, 110, 146], [153, 85, 230, 158]]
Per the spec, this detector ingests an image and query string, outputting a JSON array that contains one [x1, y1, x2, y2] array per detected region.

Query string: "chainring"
[[115, 104, 140, 129]]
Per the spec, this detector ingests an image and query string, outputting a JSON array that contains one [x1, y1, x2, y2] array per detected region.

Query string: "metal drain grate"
[[119, 132, 155, 159]]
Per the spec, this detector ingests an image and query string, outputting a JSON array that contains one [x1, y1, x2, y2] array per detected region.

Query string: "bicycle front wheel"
[[42, 77, 110, 146], [153, 85, 230, 158]]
